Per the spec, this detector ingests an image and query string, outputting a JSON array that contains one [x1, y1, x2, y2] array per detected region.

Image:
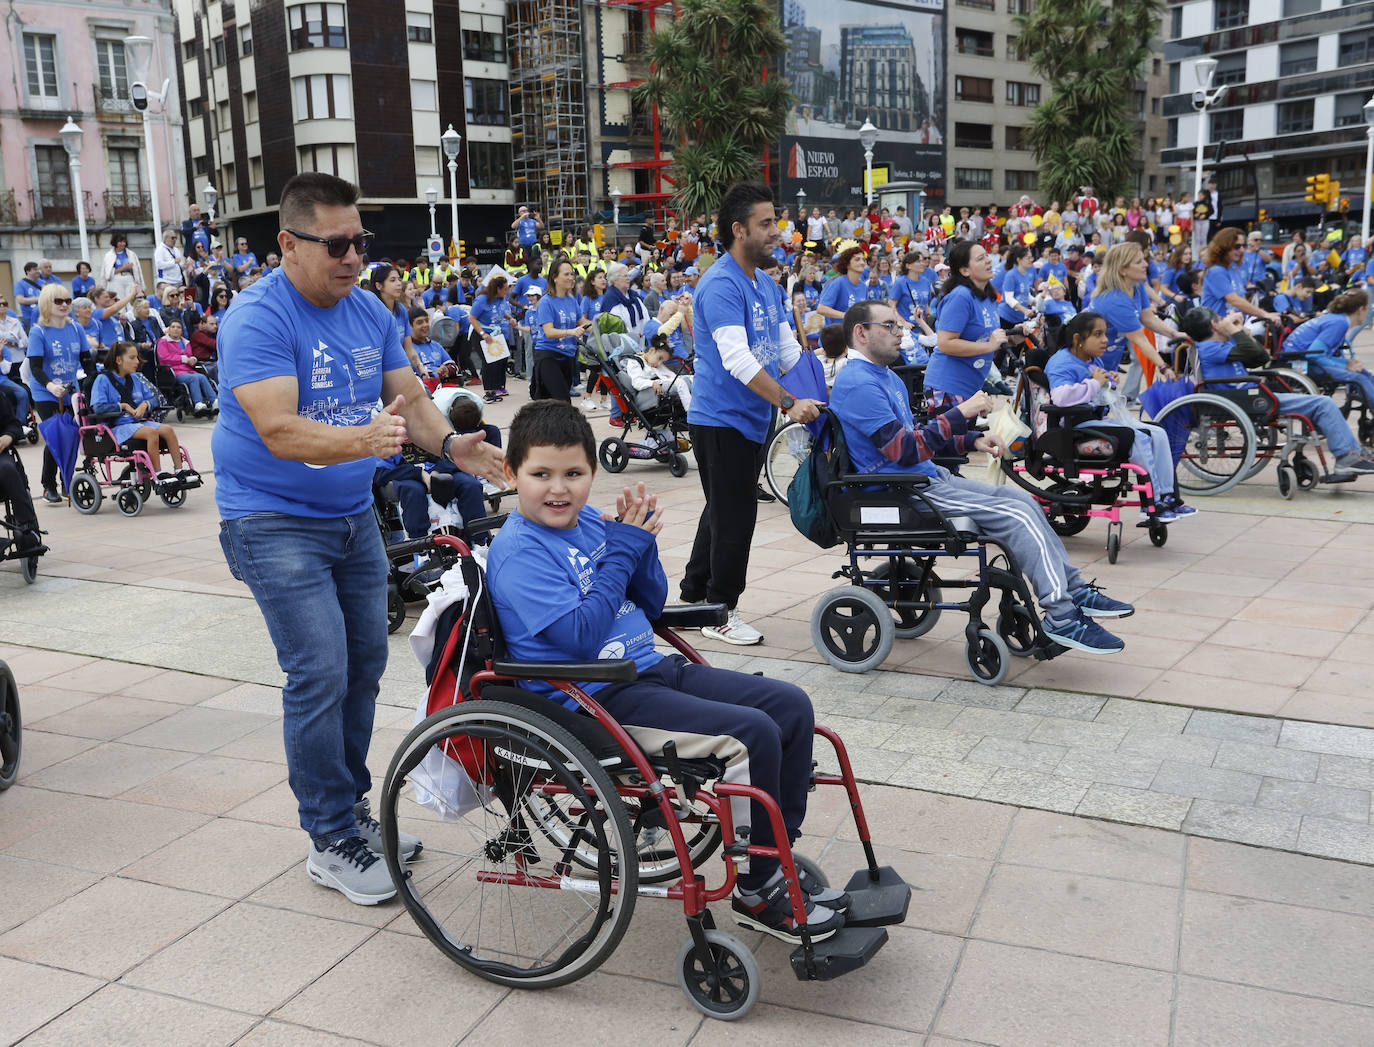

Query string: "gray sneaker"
[[307, 835, 397, 905], [354, 797, 422, 862]]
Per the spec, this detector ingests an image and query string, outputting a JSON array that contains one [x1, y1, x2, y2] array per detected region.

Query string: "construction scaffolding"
[[509, 0, 590, 232]]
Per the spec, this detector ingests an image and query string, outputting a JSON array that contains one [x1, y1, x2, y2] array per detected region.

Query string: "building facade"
[[172, 0, 515, 264], [1162, 0, 1374, 228], [0, 0, 186, 290]]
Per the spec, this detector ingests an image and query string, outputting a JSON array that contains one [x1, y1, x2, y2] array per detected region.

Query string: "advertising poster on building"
[[779, 0, 946, 208]]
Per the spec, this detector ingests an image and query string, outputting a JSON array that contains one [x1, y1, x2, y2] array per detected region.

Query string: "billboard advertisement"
[[779, 0, 946, 207]]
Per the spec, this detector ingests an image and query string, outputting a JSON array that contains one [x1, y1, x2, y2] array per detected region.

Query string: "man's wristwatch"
[[779, 392, 796, 413], [441, 431, 459, 463]]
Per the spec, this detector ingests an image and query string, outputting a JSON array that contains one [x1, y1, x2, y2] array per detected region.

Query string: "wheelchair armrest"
[[835, 471, 933, 488], [86, 408, 122, 424], [1041, 403, 1098, 424], [653, 602, 728, 629], [491, 658, 638, 684]]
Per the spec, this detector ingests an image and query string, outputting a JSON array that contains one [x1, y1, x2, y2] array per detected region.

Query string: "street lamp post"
[[1191, 56, 1226, 252], [859, 120, 878, 210], [1362, 94, 1374, 245], [425, 185, 439, 240], [441, 125, 462, 264], [610, 186, 622, 249], [203, 182, 218, 226], [123, 35, 169, 249], [59, 116, 90, 262], [796, 187, 806, 224]]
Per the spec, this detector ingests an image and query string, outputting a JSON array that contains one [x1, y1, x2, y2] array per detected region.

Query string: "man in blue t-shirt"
[[830, 299, 1134, 656], [683, 182, 823, 646], [13, 263, 41, 331], [230, 238, 258, 287], [512, 205, 543, 247], [214, 173, 505, 907]]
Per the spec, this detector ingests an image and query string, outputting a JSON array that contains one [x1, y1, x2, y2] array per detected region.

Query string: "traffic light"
[[1258, 209, 1268, 222], [1305, 174, 1331, 204]]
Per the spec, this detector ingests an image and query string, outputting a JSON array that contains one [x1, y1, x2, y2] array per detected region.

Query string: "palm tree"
[[631, 0, 791, 219], [1014, 0, 1164, 202]]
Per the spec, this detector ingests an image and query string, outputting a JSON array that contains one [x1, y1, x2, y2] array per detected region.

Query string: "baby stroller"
[[587, 326, 693, 478], [0, 443, 45, 585]]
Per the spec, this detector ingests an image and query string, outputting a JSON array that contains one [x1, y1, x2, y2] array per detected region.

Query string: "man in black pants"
[[0, 387, 45, 556], [680, 183, 823, 645]]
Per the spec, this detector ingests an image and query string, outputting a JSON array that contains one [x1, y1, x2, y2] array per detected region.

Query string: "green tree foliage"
[[1013, 0, 1164, 202], [631, 0, 791, 218]]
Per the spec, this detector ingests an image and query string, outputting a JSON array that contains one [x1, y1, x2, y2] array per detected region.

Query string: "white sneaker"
[[194, 401, 207, 412], [581, 397, 601, 413], [701, 609, 763, 646]]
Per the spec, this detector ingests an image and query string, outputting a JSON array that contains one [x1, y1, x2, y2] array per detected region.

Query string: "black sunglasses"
[[286, 228, 374, 259], [53, 297, 72, 305]]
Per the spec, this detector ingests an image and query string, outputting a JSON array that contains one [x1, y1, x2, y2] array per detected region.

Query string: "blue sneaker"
[[1072, 582, 1134, 619], [1043, 610, 1125, 655], [1160, 495, 1199, 519]]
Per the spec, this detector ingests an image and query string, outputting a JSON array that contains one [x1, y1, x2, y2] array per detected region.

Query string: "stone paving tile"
[[1000, 809, 1185, 885], [1278, 720, 1374, 759], [4, 798, 210, 874], [1093, 697, 1193, 734], [1025, 715, 1128, 750], [1151, 761, 1262, 805], [1182, 800, 1303, 851], [1075, 784, 1193, 831], [881, 725, 980, 761], [1183, 709, 1283, 745], [862, 697, 962, 729], [1172, 976, 1374, 1047], [1186, 837, 1374, 918], [835, 788, 1014, 860], [964, 736, 1067, 776], [232, 1021, 380, 1047], [16, 983, 257, 1047], [1316, 753, 1374, 792], [0, 956, 103, 1047], [1013, 688, 1107, 721], [1118, 728, 1220, 767], [976, 768, 1090, 814], [1211, 739, 1319, 782], [1296, 815, 1374, 864], [22, 741, 197, 799], [945, 706, 1041, 741], [934, 679, 1025, 711], [1255, 779, 1371, 823], [887, 754, 994, 797], [1056, 747, 1162, 790]]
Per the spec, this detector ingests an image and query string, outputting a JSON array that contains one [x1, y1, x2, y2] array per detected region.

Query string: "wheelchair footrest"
[[790, 925, 889, 981], [1322, 473, 1356, 484], [841, 866, 913, 927]]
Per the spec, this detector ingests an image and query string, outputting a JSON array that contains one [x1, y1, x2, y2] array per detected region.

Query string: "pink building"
[[0, 0, 187, 291]]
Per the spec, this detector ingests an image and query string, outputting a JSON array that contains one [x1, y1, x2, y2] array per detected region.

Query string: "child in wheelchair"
[[1178, 306, 1374, 480], [90, 341, 198, 487], [486, 400, 848, 943], [830, 300, 1135, 656], [1045, 311, 1197, 524]]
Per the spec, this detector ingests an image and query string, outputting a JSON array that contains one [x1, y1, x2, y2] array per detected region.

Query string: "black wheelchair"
[[805, 410, 1065, 685], [0, 660, 18, 790], [380, 537, 912, 1021], [1, 446, 45, 584]]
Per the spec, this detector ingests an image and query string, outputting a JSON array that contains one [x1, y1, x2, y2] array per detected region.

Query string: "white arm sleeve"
[[715, 325, 763, 385], [778, 320, 803, 372]]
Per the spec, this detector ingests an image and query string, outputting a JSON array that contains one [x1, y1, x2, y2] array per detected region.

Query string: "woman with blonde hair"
[[1089, 242, 1175, 387], [26, 283, 85, 501]]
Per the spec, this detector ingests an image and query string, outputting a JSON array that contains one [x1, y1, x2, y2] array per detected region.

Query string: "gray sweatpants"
[[917, 466, 1083, 622]]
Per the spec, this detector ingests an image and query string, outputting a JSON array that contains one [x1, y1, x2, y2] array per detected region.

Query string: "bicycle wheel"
[[381, 700, 638, 989], [763, 420, 813, 506], [1152, 393, 1258, 496]]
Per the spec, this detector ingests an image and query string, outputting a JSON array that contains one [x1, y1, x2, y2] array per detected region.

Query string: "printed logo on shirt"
[[354, 343, 381, 378], [598, 640, 626, 659], [567, 546, 594, 592], [301, 339, 371, 427]]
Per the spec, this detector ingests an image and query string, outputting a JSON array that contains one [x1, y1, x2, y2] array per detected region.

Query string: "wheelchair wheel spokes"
[[763, 420, 813, 506], [811, 585, 895, 674], [382, 701, 638, 989], [1154, 393, 1258, 496]]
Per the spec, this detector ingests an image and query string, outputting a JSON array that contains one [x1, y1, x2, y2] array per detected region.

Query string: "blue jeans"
[[219, 510, 389, 845], [1314, 363, 1374, 411], [176, 371, 215, 404], [0, 374, 29, 421], [1275, 393, 1357, 459]]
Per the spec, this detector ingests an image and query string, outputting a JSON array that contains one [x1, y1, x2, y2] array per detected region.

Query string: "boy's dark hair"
[[448, 396, 483, 432], [279, 172, 359, 232], [717, 182, 773, 251], [1297, 277, 1318, 291], [1179, 306, 1220, 342], [408, 306, 429, 323], [819, 323, 848, 359], [507, 400, 596, 473]]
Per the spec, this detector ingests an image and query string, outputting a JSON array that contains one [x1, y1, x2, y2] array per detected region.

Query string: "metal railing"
[[103, 190, 152, 222], [0, 189, 17, 225]]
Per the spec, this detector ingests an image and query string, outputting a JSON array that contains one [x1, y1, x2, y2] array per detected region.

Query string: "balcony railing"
[[622, 31, 650, 60], [97, 86, 134, 113], [26, 189, 96, 225], [104, 190, 152, 222], [0, 189, 17, 225]]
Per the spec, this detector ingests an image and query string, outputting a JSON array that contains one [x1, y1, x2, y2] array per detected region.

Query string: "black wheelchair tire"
[[386, 588, 406, 633], [1047, 511, 1092, 537], [70, 474, 102, 515], [1293, 456, 1320, 491], [115, 486, 144, 518], [1148, 522, 1168, 547], [0, 662, 20, 789], [21, 554, 38, 584], [1276, 464, 1295, 500], [811, 586, 895, 674], [1107, 530, 1121, 563], [669, 452, 688, 478], [996, 602, 1038, 657], [677, 929, 760, 1021], [599, 437, 628, 473], [965, 628, 1009, 686]]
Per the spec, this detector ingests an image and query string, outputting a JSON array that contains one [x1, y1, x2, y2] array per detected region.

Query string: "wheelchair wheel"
[[0, 662, 20, 789], [1106, 530, 1121, 564], [1152, 393, 1258, 496], [669, 452, 689, 478], [677, 929, 760, 1021], [115, 486, 144, 518], [996, 602, 1038, 657], [870, 559, 942, 639], [1046, 510, 1091, 537], [1269, 367, 1319, 396], [599, 437, 628, 473], [1148, 522, 1168, 547], [386, 588, 406, 634], [763, 420, 813, 506], [1276, 464, 1295, 500], [381, 700, 638, 989], [70, 473, 102, 515], [1293, 455, 1320, 491], [25, 427, 39, 446], [811, 586, 895, 674], [20, 553, 38, 584], [159, 486, 187, 509], [965, 628, 1010, 686]]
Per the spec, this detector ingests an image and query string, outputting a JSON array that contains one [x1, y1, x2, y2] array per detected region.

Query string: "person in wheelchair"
[[1280, 290, 1372, 410], [425, 394, 503, 546], [90, 341, 196, 486], [830, 300, 1134, 656], [1179, 306, 1374, 480], [1045, 311, 1197, 524], [408, 307, 459, 383], [487, 400, 848, 943], [0, 385, 45, 557]]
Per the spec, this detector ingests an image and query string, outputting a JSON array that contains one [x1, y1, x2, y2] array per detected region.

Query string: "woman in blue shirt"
[[364, 264, 431, 380], [71, 262, 95, 298], [26, 283, 86, 501], [1200, 228, 1280, 327], [998, 244, 1036, 329], [471, 273, 517, 402], [531, 258, 590, 404], [1088, 242, 1175, 382], [1283, 290, 1373, 406], [926, 241, 1007, 411], [90, 340, 192, 483], [892, 249, 934, 327], [817, 246, 867, 326]]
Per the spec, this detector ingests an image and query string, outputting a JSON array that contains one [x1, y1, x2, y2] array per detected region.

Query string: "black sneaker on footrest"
[[733, 874, 844, 944]]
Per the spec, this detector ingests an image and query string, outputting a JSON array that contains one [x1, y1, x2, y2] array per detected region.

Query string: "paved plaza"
[[3, 347, 1374, 1043]]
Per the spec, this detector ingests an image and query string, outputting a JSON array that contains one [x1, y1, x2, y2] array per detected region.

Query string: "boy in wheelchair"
[[1178, 307, 1374, 480], [486, 400, 848, 943], [829, 300, 1134, 656]]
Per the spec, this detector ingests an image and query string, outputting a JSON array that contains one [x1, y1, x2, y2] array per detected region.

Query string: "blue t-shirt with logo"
[[832, 355, 939, 479], [512, 273, 547, 309], [1202, 263, 1243, 315], [1194, 337, 1254, 387], [517, 217, 539, 246], [1241, 250, 1267, 286], [1090, 287, 1144, 373], [532, 293, 583, 356], [1283, 313, 1349, 359], [487, 505, 666, 707], [892, 274, 932, 323], [819, 274, 865, 325], [1044, 347, 1101, 402], [689, 252, 790, 443], [412, 336, 449, 373], [212, 268, 409, 519], [1342, 247, 1366, 270], [14, 279, 41, 327], [928, 284, 998, 400], [72, 274, 95, 297], [1040, 261, 1067, 287], [998, 266, 1035, 323], [26, 322, 85, 405]]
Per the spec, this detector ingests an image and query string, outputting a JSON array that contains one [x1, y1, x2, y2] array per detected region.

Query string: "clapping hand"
[[611, 481, 664, 536]]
